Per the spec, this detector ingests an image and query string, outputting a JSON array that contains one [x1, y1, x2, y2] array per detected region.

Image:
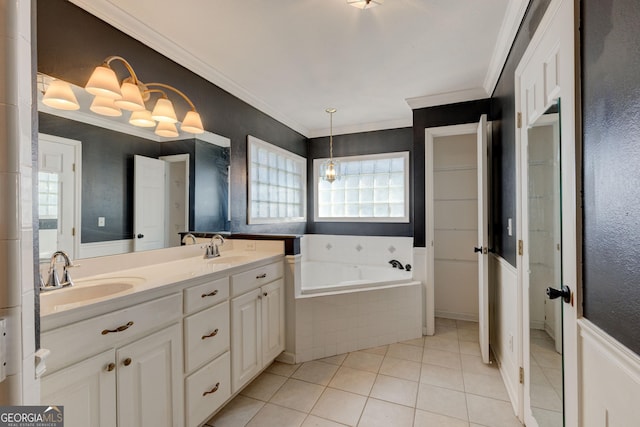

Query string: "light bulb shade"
[[155, 121, 179, 138], [320, 159, 341, 183], [114, 82, 146, 111], [151, 97, 178, 123], [42, 80, 80, 110], [89, 96, 122, 117], [181, 110, 204, 134], [85, 65, 122, 100], [347, 0, 383, 9], [129, 109, 156, 127]]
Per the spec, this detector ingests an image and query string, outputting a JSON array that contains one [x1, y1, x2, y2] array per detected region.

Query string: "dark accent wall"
[[581, 0, 640, 355], [37, 0, 307, 236], [306, 128, 413, 237], [412, 99, 491, 248], [489, 0, 551, 265]]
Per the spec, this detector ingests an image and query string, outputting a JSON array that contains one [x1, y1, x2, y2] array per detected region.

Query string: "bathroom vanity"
[[39, 240, 285, 427]]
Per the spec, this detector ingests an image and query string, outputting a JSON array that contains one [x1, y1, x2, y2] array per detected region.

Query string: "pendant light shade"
[[321, 108, 340, 183], [181, 110, 205, 134], [151, 97, 178, 123], [129, 109, 156, 127], [155, 121, 179, 138], [347, 0, 383, 9], [85, 65, 122, 99], [42, 80, 80, 110], [90, 96, 122, 117], [114, 82, 146, 111]]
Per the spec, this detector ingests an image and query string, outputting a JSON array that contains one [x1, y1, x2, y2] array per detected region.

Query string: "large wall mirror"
[[37, 80, 231, 262]]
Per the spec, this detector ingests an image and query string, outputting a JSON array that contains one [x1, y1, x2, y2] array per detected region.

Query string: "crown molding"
[[69, 0, 310, 137], [308, 116, 413, 138], [405, 87, 488, 110], [483, 0, 531, 95]]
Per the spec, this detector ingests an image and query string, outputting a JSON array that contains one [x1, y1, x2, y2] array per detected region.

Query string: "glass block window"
[[38, 171, 60, 219], [314, 152, 409, 222], [247, 135, 306, 224]]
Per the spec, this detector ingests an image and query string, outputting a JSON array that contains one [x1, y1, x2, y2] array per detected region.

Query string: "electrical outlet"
[[98, 217, 106, 227], [245, 241, 256, 251]]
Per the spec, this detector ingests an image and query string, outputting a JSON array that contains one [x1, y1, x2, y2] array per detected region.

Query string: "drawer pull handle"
[[203, 382, 220, 397], [202, 328, 219, 340], [101, 321, 134, 335], [201, 290, 219, 298], [123, 357, 132, 367], [106, 363, 116, 372], [256, 273, 267, 279]]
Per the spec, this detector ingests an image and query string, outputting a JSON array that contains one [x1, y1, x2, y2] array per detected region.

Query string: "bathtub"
[[301, 261, 413, 295]]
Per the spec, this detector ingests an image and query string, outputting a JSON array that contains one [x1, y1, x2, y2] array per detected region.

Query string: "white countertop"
[[40, 248, 284, 329]]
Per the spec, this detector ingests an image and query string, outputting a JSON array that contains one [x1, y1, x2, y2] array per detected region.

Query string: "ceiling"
[[70, 0, 529, 137]]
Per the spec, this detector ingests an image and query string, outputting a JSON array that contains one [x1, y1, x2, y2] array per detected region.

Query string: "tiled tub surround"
[[39, 239, 286, 427], [287, 235, 422, 363]]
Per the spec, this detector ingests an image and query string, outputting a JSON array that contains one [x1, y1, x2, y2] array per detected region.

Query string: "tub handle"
[[256, 273, 267, 279]]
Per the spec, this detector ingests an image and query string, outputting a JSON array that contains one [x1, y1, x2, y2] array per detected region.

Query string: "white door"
[[231, 288, 262, 392], [134, 155, 166, 251], [261, 279, 285, 363], [117, 324, 183, 427], [38, 134, 80, 260], [41, 350, 116, 427], [159, 154, 190, 248], [476, 114, 490, 364]]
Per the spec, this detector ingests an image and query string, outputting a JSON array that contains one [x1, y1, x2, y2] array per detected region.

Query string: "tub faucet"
[[182, 233, 197, 245], [205, 234, 225, 258], [389, 259, 405, 270], [42, 250, 76, 291]]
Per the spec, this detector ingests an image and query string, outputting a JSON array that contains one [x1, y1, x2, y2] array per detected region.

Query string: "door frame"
[[514, 0, 579, 424], [424, 121, 488, 337], [38, 133, 82, 260], [159, 153, 190, 247]]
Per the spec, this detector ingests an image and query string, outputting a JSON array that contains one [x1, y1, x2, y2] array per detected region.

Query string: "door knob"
[[123, 357, 132, 366], [137, 234, 144, 239], [474, 246, 483, 253], [546, 285, 571, 304]]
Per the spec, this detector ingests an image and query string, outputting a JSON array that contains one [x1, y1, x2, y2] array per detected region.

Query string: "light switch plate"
[[507, 218, 513, 236], [98, 217, 105, 227]]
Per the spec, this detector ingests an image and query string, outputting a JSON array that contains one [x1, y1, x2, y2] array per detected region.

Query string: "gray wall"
[[581, 0, 640, 355]]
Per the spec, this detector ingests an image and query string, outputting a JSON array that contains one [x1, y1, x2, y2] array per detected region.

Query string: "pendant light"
[[320, 108, 340, 183]]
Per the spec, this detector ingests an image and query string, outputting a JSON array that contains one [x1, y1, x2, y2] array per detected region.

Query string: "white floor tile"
[[292, 361, 340, 386], [302, 415, 348, 427], [370, 374, 418, 407], [318, 354, 348, 366], [423, 348, 462, 370], [379, 357, 422, 382], [466, 394, 522, 427], [311, 388, 367, 426], [267, 361, 301, 377], [245, 403, 307, 427], [420, 363, 465, 391], [415, 383, 468, 421], [208, 395, 265, 427], [240, 372, 288, 401], [424, 336, 460, 353], [414, 409, 470, 427], [328, 366, 377, 396], [463, 371, 510, 401], [386, 343, 423, 362], [342, 351, 384, 373], [270, 379, 325, 412], [357, 398, 414, 427]]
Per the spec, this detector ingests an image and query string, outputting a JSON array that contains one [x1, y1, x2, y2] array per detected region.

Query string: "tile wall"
[[0, 0, 38, 404]]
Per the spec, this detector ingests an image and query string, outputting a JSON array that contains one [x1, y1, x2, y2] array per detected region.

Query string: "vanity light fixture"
[[42, 55, 205, 136], [347, 0, 383, 10], [320, 108, 341, 183], [41, 79, 80, 111]]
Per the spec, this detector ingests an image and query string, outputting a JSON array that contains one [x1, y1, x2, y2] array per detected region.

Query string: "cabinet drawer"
[[42, 293, 182, 373], [185, 352, 231, 427], [184, 301, 230, 373], [230, 261, 283, 296], [184, 276, 229, 314]]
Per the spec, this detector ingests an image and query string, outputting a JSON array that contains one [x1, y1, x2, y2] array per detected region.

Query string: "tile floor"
[[529, 329, 563, 426], [207, 318, 523, 427]]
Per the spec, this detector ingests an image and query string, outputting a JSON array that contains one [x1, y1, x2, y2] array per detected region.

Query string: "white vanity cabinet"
[[41, 294, 183, 427], [182, 277, 231, 427], [230, 261, 285, 392]]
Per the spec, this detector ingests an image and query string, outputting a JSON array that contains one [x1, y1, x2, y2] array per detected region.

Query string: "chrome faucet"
[[205, 234, 225, 259], [42, 250, 76, 291], [182, 233, 197, 245]]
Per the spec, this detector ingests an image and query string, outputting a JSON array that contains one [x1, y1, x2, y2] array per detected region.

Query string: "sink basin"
[[41, 277, 144, 311], [206, 255, 252, 265]]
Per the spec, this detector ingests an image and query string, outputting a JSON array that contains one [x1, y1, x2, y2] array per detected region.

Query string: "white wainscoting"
[[79, 239, 134, 259], [578, 319, 640, 426], [490, 254, 520, 414]]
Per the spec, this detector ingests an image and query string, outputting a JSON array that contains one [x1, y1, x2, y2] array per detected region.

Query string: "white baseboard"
[[276, 352, 296, 365], [434, 310, 479, 322]]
